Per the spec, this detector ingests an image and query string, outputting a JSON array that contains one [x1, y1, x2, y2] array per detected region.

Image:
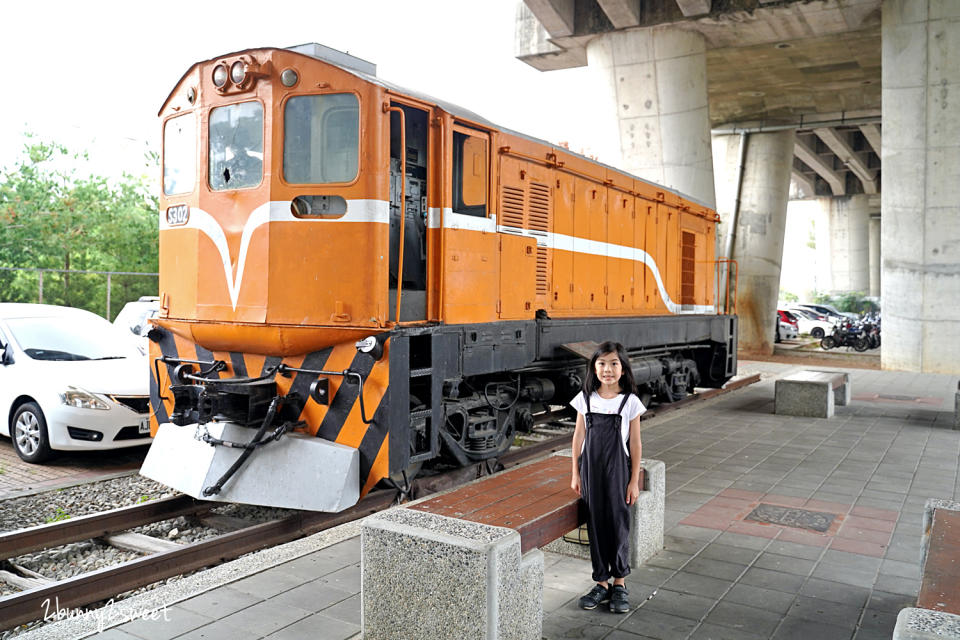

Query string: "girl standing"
[[570, 341, 645, 614]]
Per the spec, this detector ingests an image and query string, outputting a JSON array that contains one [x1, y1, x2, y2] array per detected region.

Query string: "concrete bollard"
[[361, 508, 542, 640], [893, 608, 960, 640]]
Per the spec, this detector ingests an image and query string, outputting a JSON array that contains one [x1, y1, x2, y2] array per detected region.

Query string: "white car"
[[0, 304, 150, 463], [788, 307, 835, 339]]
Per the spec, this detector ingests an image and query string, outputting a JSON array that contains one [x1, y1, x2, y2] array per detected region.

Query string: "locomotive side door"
[[388, 102, 430, 322]]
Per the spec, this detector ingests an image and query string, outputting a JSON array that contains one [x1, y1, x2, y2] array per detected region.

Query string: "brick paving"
[[0, 440, 148, 499], [29, 359, 960, 640]]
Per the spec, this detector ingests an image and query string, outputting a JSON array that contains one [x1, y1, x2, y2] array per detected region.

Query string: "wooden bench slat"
[[411, 455, 644, 552], [918, 509, 960, 614]]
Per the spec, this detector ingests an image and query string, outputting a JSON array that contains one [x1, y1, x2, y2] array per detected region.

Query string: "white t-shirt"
[[570, 391, 645, 456]]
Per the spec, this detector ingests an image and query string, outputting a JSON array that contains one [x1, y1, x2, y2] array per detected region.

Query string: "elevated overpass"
[[515, 0, 959, 373]]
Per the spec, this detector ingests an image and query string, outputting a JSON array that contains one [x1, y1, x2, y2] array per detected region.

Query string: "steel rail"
[[0, 495, 209, 562], [0, 491, 395, 631]]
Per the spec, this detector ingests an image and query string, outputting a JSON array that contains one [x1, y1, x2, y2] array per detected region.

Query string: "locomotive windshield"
[[163, 113, 196, 196], [208, 101, 264, 191], [283, 93, 359, 184]]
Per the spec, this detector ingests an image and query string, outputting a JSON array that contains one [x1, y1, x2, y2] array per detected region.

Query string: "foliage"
[[46, 507, 71, 523], [779, 288, 799, 303], [831, 291, 877, 314], [811, 291, 833, 304], [0, 137, 158, 318]]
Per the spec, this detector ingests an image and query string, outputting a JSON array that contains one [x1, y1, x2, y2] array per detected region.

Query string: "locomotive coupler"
[[201, 394, 286, 497]]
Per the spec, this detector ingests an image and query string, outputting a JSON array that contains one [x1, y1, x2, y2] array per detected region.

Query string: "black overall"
[[579, 392, 632, 582]]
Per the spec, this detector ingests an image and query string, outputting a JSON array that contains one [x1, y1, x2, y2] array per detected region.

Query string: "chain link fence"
[[0, 267, 158, 321]]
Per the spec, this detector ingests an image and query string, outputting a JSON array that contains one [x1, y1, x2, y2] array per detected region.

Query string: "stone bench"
[[893, 499, 960, 640], [360, 454, 665, 640], [774, 369, 850, 418]]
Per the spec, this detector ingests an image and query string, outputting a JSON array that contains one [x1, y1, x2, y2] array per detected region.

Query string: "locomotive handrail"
[[715, 258, 739, 315], [276, 364, 375, 424], [386, 104, 407, 326]]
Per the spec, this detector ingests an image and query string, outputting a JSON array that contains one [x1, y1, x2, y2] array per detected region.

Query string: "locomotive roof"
[[162, 44, 714, 212]]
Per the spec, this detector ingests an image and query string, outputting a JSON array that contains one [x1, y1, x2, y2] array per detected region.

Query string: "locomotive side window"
[[163, 112, 196, 196], [283, 93, 359, 184], [208, 101, 264, 191], [452, 130, 487, 217]]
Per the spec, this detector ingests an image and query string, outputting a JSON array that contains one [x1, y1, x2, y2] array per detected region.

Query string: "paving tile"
[[668, 524, 724, 541], [763, 539, 827, 560], [630, 564, 677, 586], [753, 552, 816, 576], [604, 629, 659, 640], [722, 583, 796, 614], [698, 542, 761, 565], [316, 563, 361, 594], [682, 557, 748, 582], [176, 586, 263, 618], [819, 549, 882, 573], [688, 621, 766, 640], [738, 567, 805, 594], [879, 558, 918, 580], [664, 535, 712, 555], [774, 527, 832, 549], [543, 586, 577, 613], [828, 536, 887, 557], [92, 631, 145, 640], [799, 577, 870, 608], [263, 612, 358, 640], [647, 550, 694, 570], [858, 608, 899, 636], [714, 531, 773, 550], [788, 595, 861, 630], [315, 593, 360, 626], [172, 622, 262, 640], [866, 590, 916, 613], [618, 608, 699, 639], [662, 571, 732, 599], [772, 616, 857, 640], [705, 600, 782, 637], [229, 570, 310, 599], [218, 600, 312, 637], [641, 588, 716, 621], [269, 580, 354, 614], [117, 606, 213, 640], [872, 573, 919, 597]]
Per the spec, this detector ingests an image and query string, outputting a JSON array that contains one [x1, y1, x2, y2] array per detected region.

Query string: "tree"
[[0, 137, 158, 317]]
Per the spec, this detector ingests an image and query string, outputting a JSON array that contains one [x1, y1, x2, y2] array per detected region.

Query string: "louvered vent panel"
[[501, 185, 525, 229], [681, 231, 696, 305], [529, 182, 551, 296], [528, 182, 551, 231]]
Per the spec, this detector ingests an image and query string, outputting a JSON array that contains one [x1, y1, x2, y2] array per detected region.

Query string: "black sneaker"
[[609, 584, 630, 613], [578, 584, 610, 610]]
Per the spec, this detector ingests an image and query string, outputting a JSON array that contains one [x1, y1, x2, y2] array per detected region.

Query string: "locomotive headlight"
[[212, 64, 228, 87], [230, 61, 247, 84], [281, 69, 299, 87], [61, 386, 110, 410]]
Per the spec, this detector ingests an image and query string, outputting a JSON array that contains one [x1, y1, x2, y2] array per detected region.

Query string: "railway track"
[[0, 373, 759, 632]]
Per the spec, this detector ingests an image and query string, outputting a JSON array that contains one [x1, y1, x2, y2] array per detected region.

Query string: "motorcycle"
[[820, 320, 869, 352]]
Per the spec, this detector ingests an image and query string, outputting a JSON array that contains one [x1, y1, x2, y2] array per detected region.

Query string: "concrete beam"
[[814, 127, 878, 195], [794, 137, 845, 196], [675, 0, 710, 16], [598, 0, 642, 28], [791, 169, 816, 199], [859, 123, 882, 157], [523, 0, 574, 38]]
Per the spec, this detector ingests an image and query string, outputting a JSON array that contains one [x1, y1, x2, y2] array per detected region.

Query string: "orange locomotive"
[[140, 44, 738, 511]]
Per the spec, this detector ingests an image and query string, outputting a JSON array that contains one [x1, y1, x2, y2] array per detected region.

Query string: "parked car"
[[787, 307, 835, 339], [790, 303, 857, 322], [775, 310, 798, 342], [113, 296, 160, 354], [0, 303, 150, 463]]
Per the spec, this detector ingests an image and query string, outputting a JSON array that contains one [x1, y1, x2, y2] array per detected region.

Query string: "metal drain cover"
[[745, 503, 836, 533]]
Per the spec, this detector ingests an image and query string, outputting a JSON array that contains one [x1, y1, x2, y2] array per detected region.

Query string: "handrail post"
[[386, 104, 407, 326]]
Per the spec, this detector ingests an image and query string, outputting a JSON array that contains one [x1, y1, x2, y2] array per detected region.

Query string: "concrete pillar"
[[881, 0, 960, 373], [827, 195, 871, 294], [586, 27, 715, 208], [713, 130, 795, 355], [869, 215, 881, 298]]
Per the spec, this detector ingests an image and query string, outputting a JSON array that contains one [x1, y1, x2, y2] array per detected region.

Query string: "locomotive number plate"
[[166, 204, 189, 226]]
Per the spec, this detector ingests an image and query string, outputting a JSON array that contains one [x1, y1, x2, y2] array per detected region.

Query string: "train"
[[139, 43, 738, 512]]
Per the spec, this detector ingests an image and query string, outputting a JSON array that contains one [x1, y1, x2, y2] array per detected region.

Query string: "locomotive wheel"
[[820, 336, 836, 350], [811, 327, 824, 339], [854, 337, 869, 352]]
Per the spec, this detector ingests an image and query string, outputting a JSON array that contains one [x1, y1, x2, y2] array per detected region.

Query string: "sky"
[[0, 0, 602, 179], [1, 0, 819, 299]]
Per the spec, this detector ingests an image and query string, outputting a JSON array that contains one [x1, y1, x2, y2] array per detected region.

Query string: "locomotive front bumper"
[[140, 422, 359, 512]]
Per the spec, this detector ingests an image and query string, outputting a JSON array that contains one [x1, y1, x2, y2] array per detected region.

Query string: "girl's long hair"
[[582, 341, 638, 397]]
